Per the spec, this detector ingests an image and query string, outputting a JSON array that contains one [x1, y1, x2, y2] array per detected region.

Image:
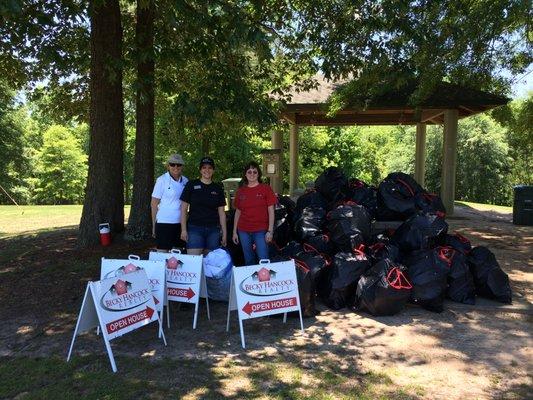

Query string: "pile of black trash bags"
[[226, 167, 512, 318]]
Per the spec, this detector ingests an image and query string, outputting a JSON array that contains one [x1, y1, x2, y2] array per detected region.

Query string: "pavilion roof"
[[280, 75, 509, 125]]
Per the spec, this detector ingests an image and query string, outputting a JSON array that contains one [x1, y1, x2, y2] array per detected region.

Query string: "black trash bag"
[[280, 241, 304, 258], [415, 192, 446, 215], [273, 202, 292, 247], [327, 202, 372, 241], [370, 230, 395, 244], [392, 212, 448, 252], [304, 233, 334, 256], [444, 232, 472, 255], [327, 219, 366, 252], [344, 178, 378, 217], [225, 209, 245, 266], [440, 246, 476, 305], [376, 172, 424, 221], [295, 189, 328, 221], [292, 259, 318, 317], [325, 203, 371, 252], [293, 246, 331, 299], [267, 241, 283, 260], [355, 259, 412, 316], [467, 246, 512, 304], [367, 241, 401, 264], [294, 205, 326, 241], [324, 249, 371, 310], [404, 248, 450, 312], [315, 167, 348, 202], [278, 194, 296, 215]]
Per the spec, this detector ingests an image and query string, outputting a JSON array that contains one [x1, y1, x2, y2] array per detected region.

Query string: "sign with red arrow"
[[242, 297, 298, 316], [106, 306, 155, 334], [149, 249, 209, 331], [167, 286, 195, 300], [67, 269, 165, 373], [149, 250, 202, 304], [94, 270, 159, 340], [101, 256, 166, 314], [227, 259, 304, 349]]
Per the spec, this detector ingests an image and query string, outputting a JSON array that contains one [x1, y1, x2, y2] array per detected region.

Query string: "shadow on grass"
[[0, 352, 419, 400], [0, 224, 79, 240]]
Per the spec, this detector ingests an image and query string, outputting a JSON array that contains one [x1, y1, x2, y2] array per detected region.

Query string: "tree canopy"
[[0, 0, 531, 243]]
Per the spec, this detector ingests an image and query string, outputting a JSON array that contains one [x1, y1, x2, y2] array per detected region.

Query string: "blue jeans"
[[187, 224, 221, 250], [238, 230, 268, 266]]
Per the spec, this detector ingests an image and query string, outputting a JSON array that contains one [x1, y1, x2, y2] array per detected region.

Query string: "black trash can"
[[513, 185, 533, 226]]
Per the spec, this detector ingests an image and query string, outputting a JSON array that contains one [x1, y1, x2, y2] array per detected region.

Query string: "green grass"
[[454, 200, 512, 213], [0, 205, 130, 238], [0, 355, 420, 400]]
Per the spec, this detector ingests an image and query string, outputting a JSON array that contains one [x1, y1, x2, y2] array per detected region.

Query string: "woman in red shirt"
[[232, 161, 277, 265]]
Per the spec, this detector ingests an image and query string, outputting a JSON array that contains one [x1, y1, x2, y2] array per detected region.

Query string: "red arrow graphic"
[[106, 306, 155, 334], [167, 286, 195, 300], [242, 297, 298, 316]]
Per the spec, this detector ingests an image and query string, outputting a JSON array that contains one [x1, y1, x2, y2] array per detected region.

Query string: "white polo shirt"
[[151, 172, 188, 224]]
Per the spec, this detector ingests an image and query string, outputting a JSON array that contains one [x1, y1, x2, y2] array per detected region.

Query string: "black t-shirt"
[[180, 179, 226, 227]]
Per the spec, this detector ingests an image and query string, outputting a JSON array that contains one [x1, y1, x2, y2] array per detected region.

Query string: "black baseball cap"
[[199, 157, 215, 169]]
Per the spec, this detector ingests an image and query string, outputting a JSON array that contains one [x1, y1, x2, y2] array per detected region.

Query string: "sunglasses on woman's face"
[[246, 170, 258, 175], [169, 163, 182, 167]]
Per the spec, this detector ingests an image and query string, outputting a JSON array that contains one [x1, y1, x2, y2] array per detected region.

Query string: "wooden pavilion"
[[272, 75, 508, 215]]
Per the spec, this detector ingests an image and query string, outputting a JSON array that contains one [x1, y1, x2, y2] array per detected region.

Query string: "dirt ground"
[[0, 205, 531, 399]]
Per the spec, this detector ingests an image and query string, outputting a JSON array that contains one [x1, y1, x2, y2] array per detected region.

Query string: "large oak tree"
[[78, 0, 125, 246]]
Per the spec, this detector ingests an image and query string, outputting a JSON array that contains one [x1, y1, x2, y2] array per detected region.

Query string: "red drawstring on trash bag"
[[386, 267, 412, 290], [438, 246, 455, 267]]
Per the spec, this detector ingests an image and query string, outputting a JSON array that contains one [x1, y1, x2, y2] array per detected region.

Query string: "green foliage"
[[295, 126, 383, 188], [491, 93, 533, 185], [293, 113, 515, 206], [289, 0, 531, 103], [425, 115, 513, 205], [32, 125, 87, 204], [0, 81, 31, 204], [456, 116, 512, 204]]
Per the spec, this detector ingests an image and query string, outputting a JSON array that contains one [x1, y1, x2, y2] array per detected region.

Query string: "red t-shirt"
[[234, 183, 277, 232]]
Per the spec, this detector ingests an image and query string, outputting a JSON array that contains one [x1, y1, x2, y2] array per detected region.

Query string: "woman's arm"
[[180, 200, 189, 242], [218, 206, 227, 246], [232, 209, 241, 244], [150, 197, 160, 237], [265, 204, 275, 243]]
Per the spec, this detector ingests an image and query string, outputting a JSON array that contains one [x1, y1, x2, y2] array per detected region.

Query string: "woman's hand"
[[221, 232, 227, 247], [232, 232, 239, 244], [265, 231, 273, 243], [180, 230, 188, 242]]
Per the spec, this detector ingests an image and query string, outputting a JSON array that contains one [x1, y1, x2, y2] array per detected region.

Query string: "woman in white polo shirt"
[[151, 153, 188, 250]]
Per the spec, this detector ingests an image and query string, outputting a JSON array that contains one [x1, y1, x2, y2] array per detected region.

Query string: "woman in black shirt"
[[180, 157, 227, 255]]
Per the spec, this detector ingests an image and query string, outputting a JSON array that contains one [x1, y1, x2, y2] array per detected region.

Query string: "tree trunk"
[[78, 0, 125, 246], [201, 132, 210, 155], [126, 0, 155, 240]]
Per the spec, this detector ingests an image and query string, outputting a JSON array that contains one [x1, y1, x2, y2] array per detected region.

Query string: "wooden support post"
[[441, 109, 458, 215], [270, 130, 283, 194], [289, 124, 299, 196], [414, 123, 427, 187]]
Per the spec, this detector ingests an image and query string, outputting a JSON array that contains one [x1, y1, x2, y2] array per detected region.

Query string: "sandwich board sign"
[[101, 255, 166, 337], [67, 269, 166, 372], [226, 259, 304, 348], [149, 249, 210, 329]]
